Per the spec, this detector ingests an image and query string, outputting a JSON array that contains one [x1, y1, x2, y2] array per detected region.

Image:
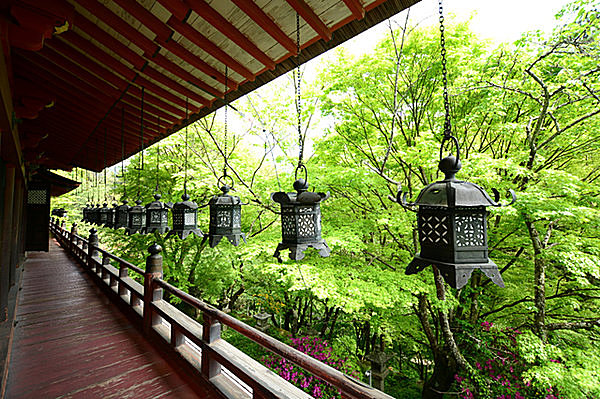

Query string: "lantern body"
[[271, 179, 330, 261], [82, 204, 90, 222], [205, 186, 245, 247], [402, 155, 513, 289], [89, 205, 100, 225], [166, 194, 202, 239], [145, 194, 170, 234], [99, 203, 111, 226], [126, 200, 146, 235], [114, 201, 130, 229]]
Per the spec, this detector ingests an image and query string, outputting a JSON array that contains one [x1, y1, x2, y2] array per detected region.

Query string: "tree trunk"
[[526, 220, 548, 341]]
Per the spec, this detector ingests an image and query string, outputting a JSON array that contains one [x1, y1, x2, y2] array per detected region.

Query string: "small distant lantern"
[[166, 193, 202, 240], [99, 203, 111, 226], [398, 143, 515, 289], [126, 199, 146, 235], [145, 194, 170, 234], [106, 202, 117, 228], [89, 204, 99, 225], [114, 200, 130, 229], [82, 203, 90, 222], [271, 176, 330, 261], [204, 178, 245, 247]]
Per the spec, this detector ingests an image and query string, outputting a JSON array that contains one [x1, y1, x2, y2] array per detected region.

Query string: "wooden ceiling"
[[5, 0, 419, 171]]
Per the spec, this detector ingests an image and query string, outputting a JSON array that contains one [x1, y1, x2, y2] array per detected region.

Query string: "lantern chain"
[[296, 12, 304, 169], [156, 116, 161, 193], [120, 107, 126, 198], [184, 97, 189, 196], [103, 126, 107, 202], [224, 66, 228, 178], [438, 0, 451, 137]]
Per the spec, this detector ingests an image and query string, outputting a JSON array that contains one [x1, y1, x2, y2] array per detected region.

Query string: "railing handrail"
[[155, 279, 379, 398], [48, 219, 393, 399]]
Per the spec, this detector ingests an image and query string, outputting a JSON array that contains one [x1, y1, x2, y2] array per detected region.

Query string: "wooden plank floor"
[[5, 238, 222, 399]]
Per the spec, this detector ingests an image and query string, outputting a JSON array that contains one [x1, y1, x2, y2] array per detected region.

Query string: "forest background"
[[53, 1, 600, 397]]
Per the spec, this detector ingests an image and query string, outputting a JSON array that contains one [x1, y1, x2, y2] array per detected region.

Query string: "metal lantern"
[[126, 199, 146, 235], [398, 145, 515, 289], [114, 200, 130, 229], [145, 194, 170, 234], [99, 203, 111, 226], [89, 204, 100, 225], [82, 203, 90, 222], [271, 177, 330, 261], [166, 193, 202, 239], [204, 179, 245, 247], [106, 202, 117, 228]]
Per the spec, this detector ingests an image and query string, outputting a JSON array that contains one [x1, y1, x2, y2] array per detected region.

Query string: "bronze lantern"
[[145, 194, 170, 234], [271, 177, 330, 261], [204, 178, 245, 247], [398, 142, 515, 289], [82, 203, 90, 223], [114, 200, 130, 229], [166, 193, 202, 239], [99, 203, 111, 226], [126, 199, 146, 235]]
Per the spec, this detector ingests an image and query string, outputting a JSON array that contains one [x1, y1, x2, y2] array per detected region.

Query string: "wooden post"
[[101, 253, 110, 279], [88, 228, 99, 267], [60, 219, 66, 229], [201, 314, 222, 379], [70, 223, 78, 252], [118, 262, 128, 297], [143, 243, 163, 335]]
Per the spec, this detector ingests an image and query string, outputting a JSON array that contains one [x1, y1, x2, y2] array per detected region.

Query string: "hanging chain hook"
[[438, 0, 451, 138], [295, 12, 306, 182], [155, 115, 161, 193], [223, 66, 229, 179]]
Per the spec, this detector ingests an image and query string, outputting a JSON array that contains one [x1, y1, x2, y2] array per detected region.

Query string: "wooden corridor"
[[4, 238, 221, 399]]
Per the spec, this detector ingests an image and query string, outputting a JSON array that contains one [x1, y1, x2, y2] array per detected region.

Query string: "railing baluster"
[[87, 228, 99, 269], [118, 262, 128, 297], [143, 244, 163, 335], [201, 314, 222, 380], [70, 223, 78, 252]]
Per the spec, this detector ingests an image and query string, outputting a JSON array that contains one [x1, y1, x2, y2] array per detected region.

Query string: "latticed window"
[[419, 214, 449, 245], [455, 214, 485, 247]]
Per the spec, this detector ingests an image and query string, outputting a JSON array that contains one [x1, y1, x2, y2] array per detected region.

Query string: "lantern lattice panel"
[[132, 215, 143, 225], [419, 215, 449, 244], [282, 214, 296, 238], [28, 190, 47, 204], [216, 210, 232, 227], [297, 206, 316, 237], [455, 215, 485, 247], [232, 207, 241, 227]]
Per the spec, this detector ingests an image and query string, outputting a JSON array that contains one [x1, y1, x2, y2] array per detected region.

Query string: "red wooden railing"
[[49, 219, 393, 399]]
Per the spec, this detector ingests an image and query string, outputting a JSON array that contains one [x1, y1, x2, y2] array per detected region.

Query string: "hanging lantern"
[[145, 194, 170, 234], [106, 202, 117, 228], [82, 203, 90, 222], [271, 172, 330, 261], [89, 204, 100, 225], [114, 200, 130, 229], [167, 193, 202, 239], [98, 203, 111, 226], [204, 177, 245, 247], [398, 138, 515, 289], [126, 199, 146, 235]]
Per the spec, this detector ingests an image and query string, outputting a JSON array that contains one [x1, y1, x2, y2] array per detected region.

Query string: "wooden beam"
[[342, 0, 365, 20], [284, 0, 332, 41], [185, 0, 276, 70], [0, 38, 24, 178], [231, 0, 297, 55]]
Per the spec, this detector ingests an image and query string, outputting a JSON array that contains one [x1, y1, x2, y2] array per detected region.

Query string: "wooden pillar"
[[0, 165, 15, 318], [143, 244, 163, 335], [9, 176, 23, 285], [201, 314, 222, 379]]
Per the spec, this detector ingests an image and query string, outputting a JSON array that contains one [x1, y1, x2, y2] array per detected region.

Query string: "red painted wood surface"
[[5, 238, 221, 399]]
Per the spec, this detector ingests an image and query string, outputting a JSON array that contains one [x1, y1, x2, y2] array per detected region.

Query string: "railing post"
[[61, 219, 66, 230], [201, 314, 222, 379], [101, 252, 111, 279], [88, 228, 99, 268], [70, 223, 78, 252], [118, 262, 128, 297], [143, 244, 163, 335]]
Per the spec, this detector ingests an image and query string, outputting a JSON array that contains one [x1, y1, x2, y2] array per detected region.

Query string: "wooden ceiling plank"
[[342, 0, 365, 20], [143, 66, 209, 108], [231, 0, 297, 55], [73, 12, 147, 70], [156, 0, 190, 21], [166, 16, 255, 81], [76, 0, 160, 56], [112, 0, 234, 90], [185, 0, 276, 70], [149, 55, 218, 101], [284, 0, 332, 41]]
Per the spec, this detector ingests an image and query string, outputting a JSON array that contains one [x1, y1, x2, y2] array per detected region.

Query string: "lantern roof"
[[209, 185, 243, 206], [146, 194, 171, 210], [130, 199, 145, 211], [115, 200, 130, 210], [271, 179, 330, 205], [410, 155, 512, 208], [173, 194, 199, 210]]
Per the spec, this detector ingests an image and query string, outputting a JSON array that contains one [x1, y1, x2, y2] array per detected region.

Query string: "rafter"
[[284, 0, 332, 41]]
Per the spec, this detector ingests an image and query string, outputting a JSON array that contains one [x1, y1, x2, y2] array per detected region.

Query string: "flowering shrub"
[[455, 322, 563, 399], [262, 336, 359, 398]]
